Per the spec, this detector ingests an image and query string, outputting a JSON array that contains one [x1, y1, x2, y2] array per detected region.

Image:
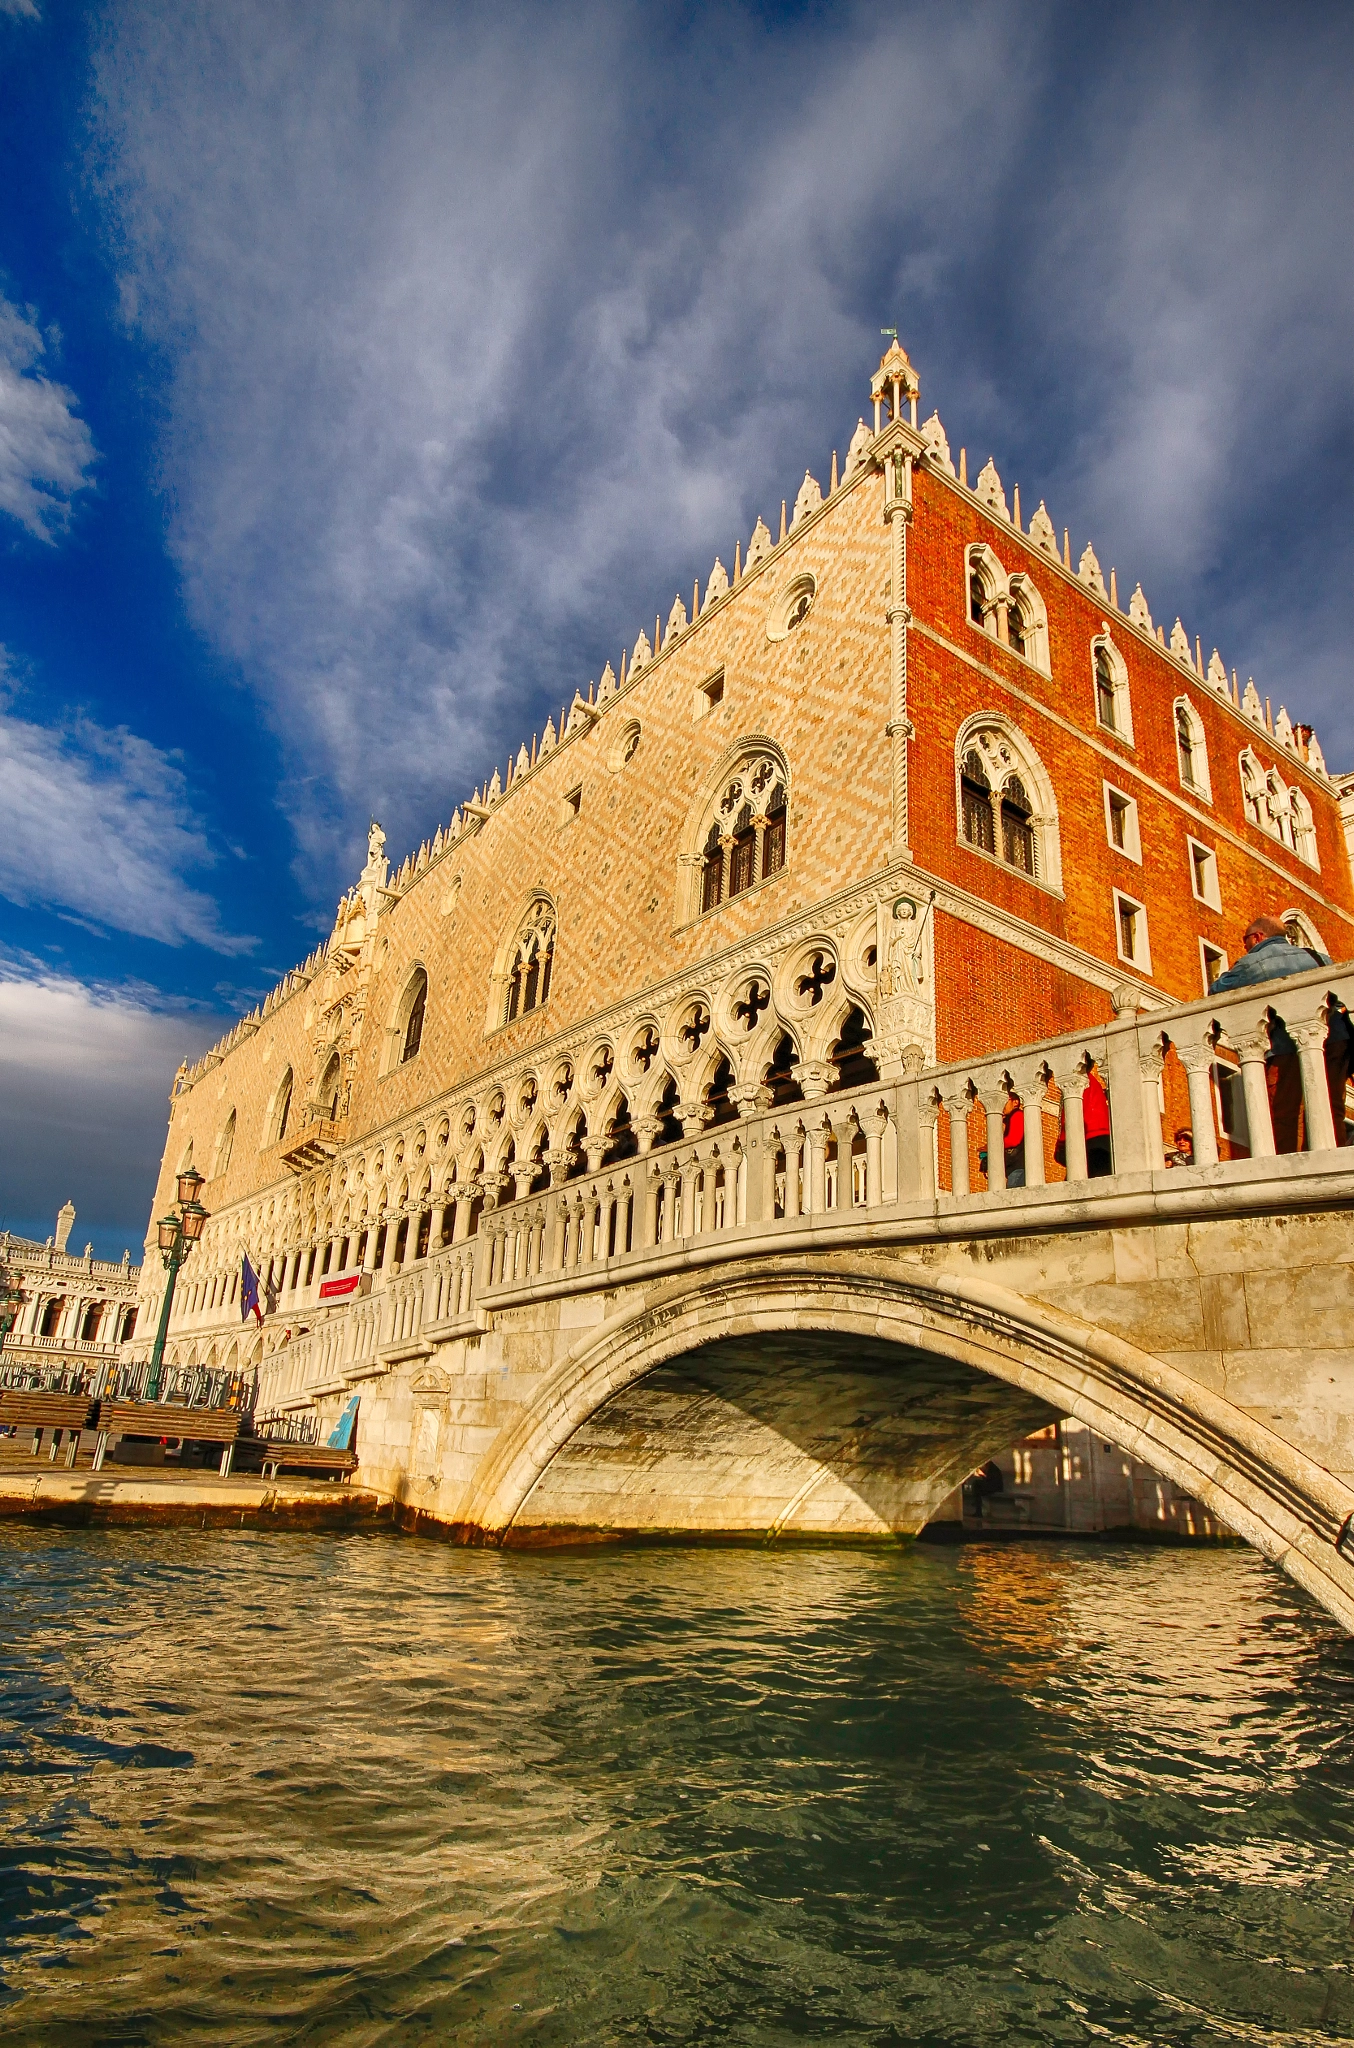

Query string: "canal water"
[[2, 1529, 1352, 2045]]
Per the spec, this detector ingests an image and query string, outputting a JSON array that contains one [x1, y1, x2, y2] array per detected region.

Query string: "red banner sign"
[[319, 1272, 363, 1300]]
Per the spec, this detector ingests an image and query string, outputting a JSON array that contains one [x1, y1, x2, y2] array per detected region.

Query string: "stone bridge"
[[256, 960, 1354, 1629]]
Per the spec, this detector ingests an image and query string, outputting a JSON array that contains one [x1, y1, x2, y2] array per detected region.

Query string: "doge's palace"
[[121, 342, 1354, 1606]]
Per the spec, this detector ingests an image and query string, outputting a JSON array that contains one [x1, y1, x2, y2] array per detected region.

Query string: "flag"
[[241, 1253, 263, 1326]]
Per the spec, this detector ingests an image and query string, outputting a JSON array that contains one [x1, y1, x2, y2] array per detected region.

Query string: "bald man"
[[1211, 915, 1348, 1151]]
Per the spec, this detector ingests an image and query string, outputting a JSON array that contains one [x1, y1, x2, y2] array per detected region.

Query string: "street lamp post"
[[147, 1166, 209, 1400]]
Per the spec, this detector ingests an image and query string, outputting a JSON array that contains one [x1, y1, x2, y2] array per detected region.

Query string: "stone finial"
[[631, 628, 652, 673], [1241, 677, 1264, 724], [539, 717, 556, 755], [1274, 705, 1297, 750], [919, 411, 955, 476], [1128, 582, 1153, 631], [704, 558, 729, 610], [791, 470, 822, 525], [514, 744, 530, 778], [1077, 543, 1105, 596], [1028, 500, 1059, 556], [974, 458, 1009, 520], [1169, 618, 1191, 661], [666, 593, 688, 639], [1207, 649, 1228, 694], [745, 517, 772, 569], [487, 767, 502, 801], [1307, 731, 1328, 774], [844, 417, 872, 479], [54, 1201, 75, 1254], [597, 661, 617, 701]]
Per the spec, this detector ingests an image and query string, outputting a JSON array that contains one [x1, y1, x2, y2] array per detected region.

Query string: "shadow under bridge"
[[507, 1325, 1051, 1545]]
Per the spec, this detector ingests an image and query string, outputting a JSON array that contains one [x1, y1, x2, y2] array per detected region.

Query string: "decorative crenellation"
[[177, 948, 327, 1094], [925, 429, 1329, 779]]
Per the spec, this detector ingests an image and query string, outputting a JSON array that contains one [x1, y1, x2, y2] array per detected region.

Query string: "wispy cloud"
[[0, 957, 224, 1254], [0, 292, 97, 540], [0, 667, 254, 951], [86, 0, 1354, 896], [0, 1, 41, 21]]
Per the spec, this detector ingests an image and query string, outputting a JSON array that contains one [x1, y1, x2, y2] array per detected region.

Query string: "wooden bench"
[[92, 1400, 242, 1473], [0, 1391, 96, 1466], [232, 1439, 359, 1482]]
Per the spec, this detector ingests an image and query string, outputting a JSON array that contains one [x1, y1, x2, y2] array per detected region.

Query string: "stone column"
[[1137, 1047, 1167, 1171], [1102, 1006, 1152, 1174], [642, 1164, 661, 1248], [781, 1127, 802, 1220], [866, 1105, 887, 1207], [1177, 1043, 1219, 1167], [734, 1088, 772, 1223], [943, 1093, 971, 1198], [1058, 1073, 1089, 1182], [1291, 1018, 1338, 1152], [978, 1090, 1008, 1191], [428, 1201, 448, 1252], [805, 1121, 827, 1216]]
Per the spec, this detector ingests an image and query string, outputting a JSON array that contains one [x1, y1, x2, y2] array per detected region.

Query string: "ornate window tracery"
[[1174, 697, 1210, 798], [504, 899, 556, 1022], [692, 749, 788, 918], [955, 722, 1060, 887]]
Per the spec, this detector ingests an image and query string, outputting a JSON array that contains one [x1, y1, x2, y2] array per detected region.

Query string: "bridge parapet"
[[256, 961, 1352, 1415]]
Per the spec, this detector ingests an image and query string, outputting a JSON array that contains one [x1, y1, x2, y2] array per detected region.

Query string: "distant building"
[[0, 1208, 141, 1370], [931, 1422, 1232, 1542]]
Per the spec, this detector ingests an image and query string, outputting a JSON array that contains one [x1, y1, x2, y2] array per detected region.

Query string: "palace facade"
[[2, 1206, 141, 1374], [130, 340, 1354, 1380]]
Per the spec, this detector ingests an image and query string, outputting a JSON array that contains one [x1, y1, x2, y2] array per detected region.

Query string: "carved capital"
[[733, 1085, 773, 1119], [791, 1060, 835, 1103], [678, 1102, 713, 1138], [1175, 1040, 1216, 1075]]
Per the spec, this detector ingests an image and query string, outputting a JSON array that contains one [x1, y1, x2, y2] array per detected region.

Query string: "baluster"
[[1100, 1006, 1153, 1173], [1138, 1042, 1167, 1171], [1289, 998, 1339, 1152], [1004, 1061, 1046, 1189], [1175, 1036, 1220, 1167], [1057, 1067, 1089, 1181], [894, 1048, 929, 1201], [805, 1120, 827, 1216], [978, 1087, 1007, 1191], [942, 1090, 971, 1198], [916, 1091, 940, 1202], [781, 1126, 802, 1220], [867, 1104, 887, 1208]]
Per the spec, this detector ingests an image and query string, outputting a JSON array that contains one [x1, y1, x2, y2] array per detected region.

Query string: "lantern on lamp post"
[[147, 1166, 208, 1398]]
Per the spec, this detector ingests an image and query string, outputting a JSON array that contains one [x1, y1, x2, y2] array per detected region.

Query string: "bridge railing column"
[[1136, 1040, 1168, 1171], [892, 1049, 929, 1201], [779, 1125, 802, 1220], [1102, 1014, 1154, 1174], [641, 1164, 661, 1247], [805, 1120, 827, 1217], [942, 1090, 971, 1198], [1004, 1059, 1048, 1188], [1052, 1066, 1089, 1181], [977, 1087, 1007, 1190], [866, 1105, 887, 1207], [1286, 994, 1341, 1152], [1173, 1035, 1220, 1167]]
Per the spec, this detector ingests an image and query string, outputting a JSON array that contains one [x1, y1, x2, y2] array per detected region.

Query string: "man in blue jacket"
[[1211, 915, 1349, 1150]]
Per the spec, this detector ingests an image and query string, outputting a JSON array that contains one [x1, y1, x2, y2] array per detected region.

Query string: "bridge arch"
[[458, 1258, 1354, 1629]]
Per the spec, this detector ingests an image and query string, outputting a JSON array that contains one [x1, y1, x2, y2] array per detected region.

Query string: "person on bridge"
[[1209, 915, 1351, 1151]]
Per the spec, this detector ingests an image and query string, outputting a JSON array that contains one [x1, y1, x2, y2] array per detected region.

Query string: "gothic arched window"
[[401, 971, 427, 1062], [1092, 636, 1133, 740], [686, 748, 790, 920], [955, 722, 1060, 887], [960, 750, 995, 854], [1174, 698, 1210, 798], [504, 901, 556, 1023], [317, 1051, 341, 1120], [212, 1109, 236, 1180]]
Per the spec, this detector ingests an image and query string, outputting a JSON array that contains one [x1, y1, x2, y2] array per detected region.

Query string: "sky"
[[0, 0, 1350, 1259]]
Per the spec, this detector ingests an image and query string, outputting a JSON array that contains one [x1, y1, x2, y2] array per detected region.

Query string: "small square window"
[[1113, 889, 1151, 972], [1188, 838, 1221, 911], [1200, 939, 1228, 994], [694, 671, 725, 719], [1103, 784, 1141, 861], [559, 785, 582, 826]]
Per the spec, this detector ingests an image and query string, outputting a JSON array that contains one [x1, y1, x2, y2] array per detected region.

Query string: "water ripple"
[[0, 1530, 1352, 2043]]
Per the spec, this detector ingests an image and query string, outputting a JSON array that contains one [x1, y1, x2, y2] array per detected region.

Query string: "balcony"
[[280, 1117, 348, 1175]]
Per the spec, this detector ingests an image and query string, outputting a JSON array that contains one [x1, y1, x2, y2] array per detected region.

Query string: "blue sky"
[[0, 0, 1350, 1258]]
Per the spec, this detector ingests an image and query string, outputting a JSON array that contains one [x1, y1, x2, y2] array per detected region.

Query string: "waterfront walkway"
[[0, 1445, 387, 1530]]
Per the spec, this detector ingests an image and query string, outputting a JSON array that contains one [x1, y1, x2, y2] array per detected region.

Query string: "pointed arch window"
[[504, 901, 556, 1023], [401, 971, 427, 1062], [1174, 698, 1211, 798], [956, 722, 1060, 888], [960, 750, 995, 854], [211, 1109, 236, 1180], [1092, 636, 1133, 741], [687, 749, 790, 920]]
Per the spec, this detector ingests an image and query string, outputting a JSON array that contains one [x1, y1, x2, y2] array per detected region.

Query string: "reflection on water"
[[1, 1530, 1352, 2045]]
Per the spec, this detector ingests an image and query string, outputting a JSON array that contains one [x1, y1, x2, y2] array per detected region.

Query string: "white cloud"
[[0, 293, 96, 540], [0, 962, 224, 1255], [0, 1, 40, 19], [84, 0, 1354, 888], [87, 2, 1035, 884], [0, 675, 254, 951]]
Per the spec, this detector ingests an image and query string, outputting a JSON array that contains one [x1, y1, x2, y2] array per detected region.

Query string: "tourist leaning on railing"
[[1209, 915, 1352, 1151]]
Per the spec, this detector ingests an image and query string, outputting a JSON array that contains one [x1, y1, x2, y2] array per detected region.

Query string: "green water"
[[2, 1530, 1353, 2045]]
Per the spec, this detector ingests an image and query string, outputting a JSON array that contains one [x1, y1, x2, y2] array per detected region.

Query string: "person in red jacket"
[[1083, 1070, 1112, 1176]]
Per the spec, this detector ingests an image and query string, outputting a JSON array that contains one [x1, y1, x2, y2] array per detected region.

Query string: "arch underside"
[[462, 1259, 1354, 1630], [509, 1332, 1054, 1543]]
